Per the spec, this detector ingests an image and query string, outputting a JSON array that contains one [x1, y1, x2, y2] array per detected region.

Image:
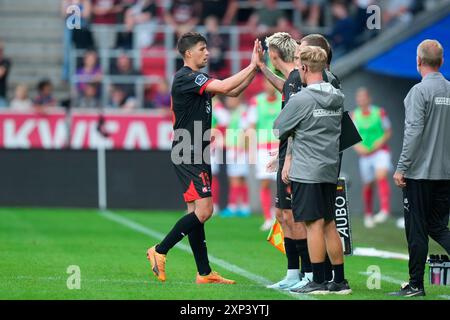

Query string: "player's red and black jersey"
[[171, 66, 214, 163], [279, 69, 302, 163]]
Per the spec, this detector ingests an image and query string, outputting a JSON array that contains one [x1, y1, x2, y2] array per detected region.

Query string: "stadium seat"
[[141, 46, 166, 77]]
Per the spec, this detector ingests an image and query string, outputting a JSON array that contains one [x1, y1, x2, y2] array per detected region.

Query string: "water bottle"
[[431, 267, 441, 285]]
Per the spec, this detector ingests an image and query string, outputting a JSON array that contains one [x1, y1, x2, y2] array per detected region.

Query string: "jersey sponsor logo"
[[195, 74, 208, 87], [435, 97, 450, 106], [313, 109, 342, 117]]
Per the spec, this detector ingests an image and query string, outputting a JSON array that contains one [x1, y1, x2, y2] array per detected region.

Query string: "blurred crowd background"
[[0, 0, 444, 112]]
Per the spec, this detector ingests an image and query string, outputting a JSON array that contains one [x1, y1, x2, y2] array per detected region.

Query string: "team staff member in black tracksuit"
[[391, 39, 450, 297], [147, 32, 260, 284]]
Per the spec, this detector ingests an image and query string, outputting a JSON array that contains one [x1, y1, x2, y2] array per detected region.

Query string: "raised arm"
[[224, 68, 257, 97], [256, 41, 285, 93], [205, 40, 259, 95]]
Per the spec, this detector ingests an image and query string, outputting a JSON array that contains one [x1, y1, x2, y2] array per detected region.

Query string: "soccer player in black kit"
[[147, 32, 260, 284], [258, 33, 341, 291]]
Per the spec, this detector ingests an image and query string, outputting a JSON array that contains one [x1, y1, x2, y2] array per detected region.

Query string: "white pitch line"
[[359, 271, 404, 285], [353, 247, 409, 261], [99, 210, 315, 300]]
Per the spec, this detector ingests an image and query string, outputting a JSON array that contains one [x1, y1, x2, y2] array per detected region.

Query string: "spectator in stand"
[[205, 15, 228, 77], [0, 41, 11, 107], [246, 0, 288, 37], [116, 0, 158, 49], [353, 0, 378, 36], [33, 79, 57, 108], [92, 0, 123, 24], [77, 82, 101, 108], [163, 0, 202, 39], [200, 0, 238, 25], [109, 85, 137, 110], [76, 50, 103, 96], [151, 79, 171, 112], [117, 0, 137, 22], [294, 0, 324, 27], [329, 0, 357, 57], [382, 0, 413, 27], [61, 0, 92, 81], [236, 0, 258, 24], [111, 52, 140, 96], [10, 84, 32, 111]]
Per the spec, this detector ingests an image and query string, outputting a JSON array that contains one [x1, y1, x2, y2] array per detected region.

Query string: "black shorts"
[[275, 167, 292, 210], [291, 182, 336, 222], [173, 163, 212, 202]]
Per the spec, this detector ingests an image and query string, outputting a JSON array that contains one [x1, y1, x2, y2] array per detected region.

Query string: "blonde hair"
[[417, 39, 444, 68], [265, 32, 298, 63], [299, 45, 327, 73], [15, 84, 29, 98]]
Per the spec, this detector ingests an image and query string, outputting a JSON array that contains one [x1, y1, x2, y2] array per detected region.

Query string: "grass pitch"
[[1, 207, 449, 300]]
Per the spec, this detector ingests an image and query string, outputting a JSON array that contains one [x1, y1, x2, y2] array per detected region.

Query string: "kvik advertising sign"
[[0, 111, 173, 150]]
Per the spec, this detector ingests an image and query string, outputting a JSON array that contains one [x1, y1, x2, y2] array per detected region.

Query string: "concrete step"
[[0, 28, 63, 43], [0, 16, 62, 31], [11, 64, 62, 80], [6, 53, 63, 65], [4, 42, 63, 57], [0, 0, 61, 15]]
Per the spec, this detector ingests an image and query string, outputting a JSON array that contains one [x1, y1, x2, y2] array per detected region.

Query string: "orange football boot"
[[196, 271, 236, 284], [147, 246, 166, 282]]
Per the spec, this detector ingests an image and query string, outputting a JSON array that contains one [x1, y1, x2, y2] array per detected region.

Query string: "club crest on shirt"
[[195, 74, 208, 86], [205, 100, 211, 114]]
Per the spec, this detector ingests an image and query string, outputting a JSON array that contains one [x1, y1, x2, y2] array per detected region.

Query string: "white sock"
[[287, 269, 300, 280], [304, 272, 313, 280]]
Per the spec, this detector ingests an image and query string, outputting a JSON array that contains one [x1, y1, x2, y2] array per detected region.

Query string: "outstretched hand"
[[251, 39, 265, 69], [257, 40, 265, 67], [250, 39, 260, 68]]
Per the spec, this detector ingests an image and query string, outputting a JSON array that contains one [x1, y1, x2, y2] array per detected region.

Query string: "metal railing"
[[69, 2, 334, 109]]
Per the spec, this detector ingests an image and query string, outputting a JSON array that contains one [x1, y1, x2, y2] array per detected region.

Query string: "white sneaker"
[[373, 211, 389, 224], [396, 217, 405, 229], [266, 277, 300, 290], [260, 219, 273, 231], [364, 216, 375, 229], [289, 272, 313, 292]]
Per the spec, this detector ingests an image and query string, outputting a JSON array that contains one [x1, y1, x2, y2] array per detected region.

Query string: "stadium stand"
[[0, 0, 446, 110]]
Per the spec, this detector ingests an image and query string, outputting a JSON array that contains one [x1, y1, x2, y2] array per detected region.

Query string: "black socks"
[[188, 223, 212, 276], [312, 262, 325, 284], [156, 212, 202, 254], [296, 239, 312, 273], [284, 238, 300, 270], [156, 212, 212, 276], [324, 254, 333, 281], [333, 263, 345, 283]]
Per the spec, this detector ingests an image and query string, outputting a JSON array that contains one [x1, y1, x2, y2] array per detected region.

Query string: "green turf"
[[0, 207, 449, 300]]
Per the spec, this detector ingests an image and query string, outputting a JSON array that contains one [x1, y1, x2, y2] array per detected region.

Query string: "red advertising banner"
[[0, 111, 68, 149], [70, 112, 173, 150], [0, 110, 173, 150]]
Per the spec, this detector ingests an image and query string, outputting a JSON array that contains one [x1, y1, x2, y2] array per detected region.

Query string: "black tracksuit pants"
[[403, 179, 450, 288]]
